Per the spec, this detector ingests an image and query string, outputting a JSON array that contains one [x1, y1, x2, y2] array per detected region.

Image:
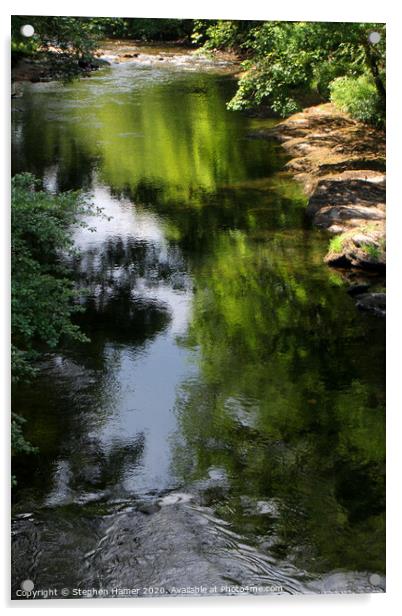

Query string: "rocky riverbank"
[[268, 103, 386, 316], [11, 52, 110, 87]]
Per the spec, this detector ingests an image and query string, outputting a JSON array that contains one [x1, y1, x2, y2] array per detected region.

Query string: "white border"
[[2, 1, 402, 614]]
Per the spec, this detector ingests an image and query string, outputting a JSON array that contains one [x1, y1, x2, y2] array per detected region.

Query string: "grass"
[[361, 243, 380, 261], [328, 235, 344, 254]]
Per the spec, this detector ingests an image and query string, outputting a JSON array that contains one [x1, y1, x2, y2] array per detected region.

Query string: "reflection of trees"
[[73, 234, 186, 288], [60, 233, 183, 376], [12, 356, 147, 503], [173, 230, 385, 574], [88, 73, 275, 205], [12, 95, 96, 191], [12, 72, 279, 200], [12, 69, 308, 259], [70, 235, 184, 349], [114, 179, 309, 257]]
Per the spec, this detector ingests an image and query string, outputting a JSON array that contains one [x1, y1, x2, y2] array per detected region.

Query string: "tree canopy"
[[194, 20, 385, 124]]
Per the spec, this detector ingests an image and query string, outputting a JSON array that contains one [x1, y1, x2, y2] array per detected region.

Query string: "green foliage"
[[100, 18, 194, 42], [361, 243, 381, 261], [11, 414, 39, 486], [11, 16, 107, 80], [11, 414, 38, 455], [328, 235, 344, 254], [12, 16, 195, 53], [12, 173, 94, 378], [11, 16, 102, 60], [311, 59, 354, 99], [11, 23, 40, 60], [330, 74, 384, 126], [11, 173, 95, 466], [197, 21, 385, 119], [191, 19, 256, 51]]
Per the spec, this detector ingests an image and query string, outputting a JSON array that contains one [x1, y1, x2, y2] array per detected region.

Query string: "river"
[[11, 48, 385, 598]]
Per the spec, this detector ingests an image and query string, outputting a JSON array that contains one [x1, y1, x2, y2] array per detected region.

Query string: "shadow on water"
[[12, 58, 385, 597]]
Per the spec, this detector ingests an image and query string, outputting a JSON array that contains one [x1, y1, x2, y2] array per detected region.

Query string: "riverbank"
[[11, 43, 165, 86], [266, 103, 386, 316], [11, 51, 110, 86]]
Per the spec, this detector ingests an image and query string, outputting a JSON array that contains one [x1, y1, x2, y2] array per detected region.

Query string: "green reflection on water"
[[13, 70, 277, 201], [174, 227, 385, 573]]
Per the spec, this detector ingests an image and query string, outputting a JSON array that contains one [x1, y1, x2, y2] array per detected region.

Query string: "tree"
[[197, 21, 385, 123], [11, 16, 103, 60]]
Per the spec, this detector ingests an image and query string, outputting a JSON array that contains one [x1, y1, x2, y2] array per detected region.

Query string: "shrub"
[[12, 173, 93, 379], [311, 60, 351, 99], [330, 74, 384, 127], [11, 173, 95, 475]]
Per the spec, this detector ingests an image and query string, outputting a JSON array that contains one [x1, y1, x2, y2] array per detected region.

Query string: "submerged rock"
[[355, 293, 386, 317], [240, 496, 281, 518], [347, 283, 370, 296]]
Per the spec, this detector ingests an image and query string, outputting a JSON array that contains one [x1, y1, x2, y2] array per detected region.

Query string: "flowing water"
[[11, 50, 385, 598]]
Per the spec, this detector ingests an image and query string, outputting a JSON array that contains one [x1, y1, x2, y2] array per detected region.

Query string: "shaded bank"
[[263, 103, 385, 316], [11, 53, 109, 86]]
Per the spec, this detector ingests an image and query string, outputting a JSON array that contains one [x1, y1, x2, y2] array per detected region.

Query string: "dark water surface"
[[12, 56, 385, 597]]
